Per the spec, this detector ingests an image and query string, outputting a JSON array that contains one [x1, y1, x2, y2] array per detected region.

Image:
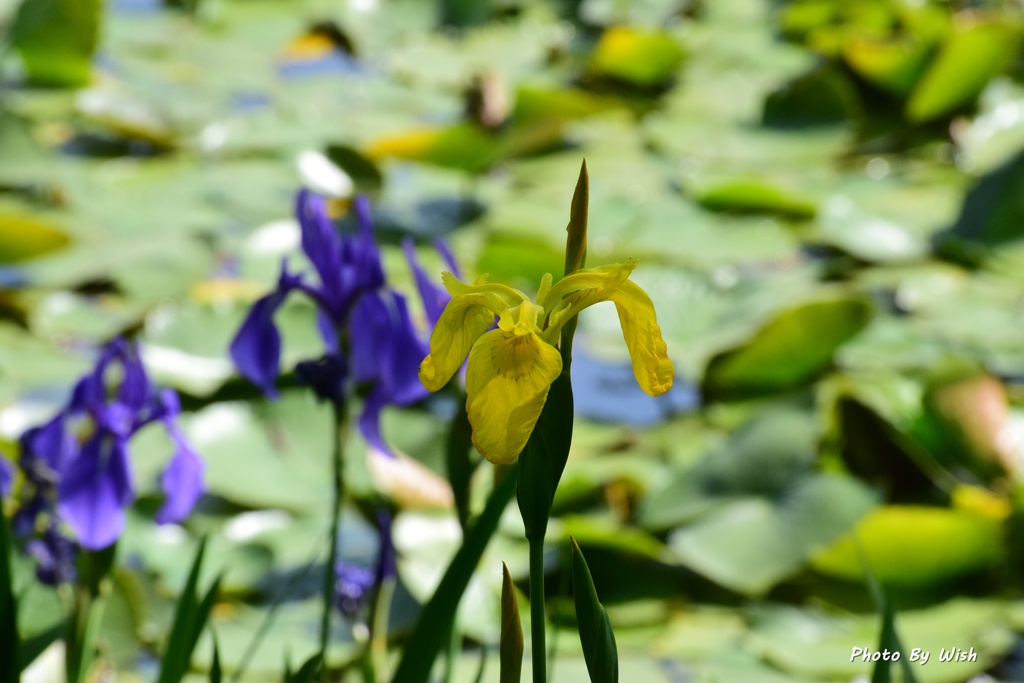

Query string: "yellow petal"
[[540, 259, 637, 311], [610, 281, 674, 396], [420, 294, 496, 391], [465, 329, 563, 464], [442, 271, 528, 307]]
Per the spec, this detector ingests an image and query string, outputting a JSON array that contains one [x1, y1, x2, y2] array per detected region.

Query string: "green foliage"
[[157, 537, 221, 683], [499, 563, 523, 683], [0, 506, 19, 683], [570, 537, 618, 683], [391, 468, 517, 683], [703, 296, 873, 399], [9, 0, 102, 87]]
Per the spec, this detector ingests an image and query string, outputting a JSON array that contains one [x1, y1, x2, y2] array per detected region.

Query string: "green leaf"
[[749, 600, 1012, 682], [390, 466, 517, 683], [0, 505, 19, 683], [518, 373, 574, 541], [762, 65, 861, 128], [811, 505, 1005, 585], [937, 149, 1024, 264], [906, 20, 1020, 123], [842, 35, 933, 98], [669, 474, 877, 595], [499, 563, 523, 683], [157, 537, 218, 683], [366, 123, 502, 174], [693, 178, 817, 219], [570, 537, 618, 683], [0, 213, 70, 263], [871, 592, 919, 683], [588, 26, 685, 89], [284, 653, 322, 683], [9, 0, 102, 87], [445, 398, 477, 530], [703, 295, 873, 399], [210, 632, 222, 683]]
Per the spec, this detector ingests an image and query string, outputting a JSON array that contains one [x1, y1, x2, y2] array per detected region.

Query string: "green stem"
[[528, 537, 546, 683], [363, 575, 395, 683], [66, 557, 111, 683], [441, 618, 458, 683], [320, 401, 347, 683]]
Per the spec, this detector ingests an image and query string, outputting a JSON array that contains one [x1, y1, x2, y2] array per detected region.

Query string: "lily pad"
[[811, 505, 1005, 585], [587, 26, 686, 89], [0, 213, 70, 263], [906, 19, 1021, 123], [668, 473, 876, 595], [702, 295, 873, 400]]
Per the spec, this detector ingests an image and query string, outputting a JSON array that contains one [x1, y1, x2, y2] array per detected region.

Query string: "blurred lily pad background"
[[4, 0, 1024, 681]]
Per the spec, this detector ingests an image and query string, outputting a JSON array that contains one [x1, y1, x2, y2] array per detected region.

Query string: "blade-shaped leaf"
[[571, 537, 618, 683], [157, 537, 219, 683], [391, 465, 518, 683], [285, 654, 322, 683]]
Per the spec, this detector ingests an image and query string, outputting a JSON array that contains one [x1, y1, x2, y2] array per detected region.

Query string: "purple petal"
[[434, 238, 461, 279], [154, 425, 204, 524], [316, 309, 339, 353], [357, 387, 392, 457], [349, 291, 428, 406], [296, 189, 347, 310], [402, 239, 451, 328], [27, 525, 77, 586], [57, 435, 134, 550], [21, 415, 77, 476], [116, 339, 152, 413], [229, 270, 299, 399], [379, 293, 431, 406], [375, 510, 395, 583], [347, 195, 385, 294], [0, 457, 11, 499]]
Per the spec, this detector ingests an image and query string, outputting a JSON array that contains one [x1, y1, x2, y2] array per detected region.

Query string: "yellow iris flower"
[[419, 258, 674, 464]]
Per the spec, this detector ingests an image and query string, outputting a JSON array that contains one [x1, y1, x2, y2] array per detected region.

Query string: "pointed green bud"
[[500, 562, 524, 683], [564, 159, 589, 277]]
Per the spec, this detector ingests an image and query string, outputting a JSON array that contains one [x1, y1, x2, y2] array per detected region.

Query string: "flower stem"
[[66, 547, 114, 683], [320, 400, 347, 682], [528, 536, 546, 683], [363, 574, 395, 683]]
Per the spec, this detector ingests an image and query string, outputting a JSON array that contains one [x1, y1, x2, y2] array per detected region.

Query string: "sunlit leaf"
[[703, 296, 873, 399], [587, 26, 685, 89], [906, 19, 1021, 123], [0, 213, 70, 263], [9, 0, 101, 87], [811, 505, 1005, 585]]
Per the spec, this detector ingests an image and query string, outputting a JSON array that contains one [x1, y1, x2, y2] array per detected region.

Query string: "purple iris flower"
[[230, 190, 458, 458], [14, 338, 204, 574]]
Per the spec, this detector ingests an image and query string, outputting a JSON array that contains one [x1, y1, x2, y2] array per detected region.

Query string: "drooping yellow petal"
[[465, 329, 563, 464], [609, 280, 674, 396], [420, 294, 497, 391]]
